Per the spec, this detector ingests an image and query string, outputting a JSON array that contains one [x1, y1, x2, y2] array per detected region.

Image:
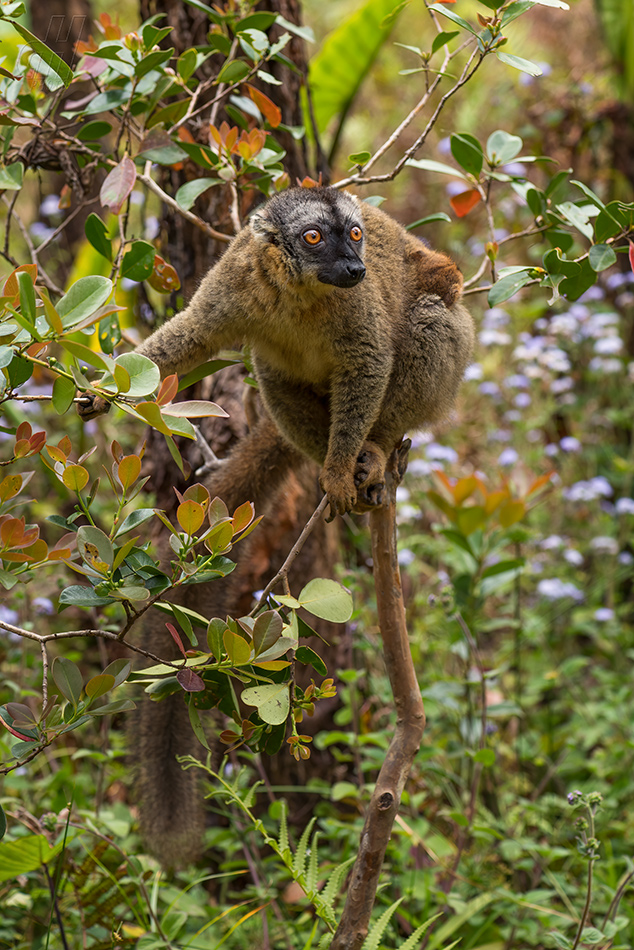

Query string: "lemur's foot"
[[353, 442, 387, 512]]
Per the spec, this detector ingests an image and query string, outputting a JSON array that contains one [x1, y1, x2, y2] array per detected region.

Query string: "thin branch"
[[1, 196, 62, 294], [250, 496, 330, 614], [333, 46, 484, 190], [139, 164, 231, 244], [332, 443, 426, 950], [36, 196, 100, 254]]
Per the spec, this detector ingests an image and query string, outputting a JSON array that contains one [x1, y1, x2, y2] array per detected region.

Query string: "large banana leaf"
[[308, 0, 406, 160]]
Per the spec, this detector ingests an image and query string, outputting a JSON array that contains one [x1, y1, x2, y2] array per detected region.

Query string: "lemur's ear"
[[251, 212, 278, 241]]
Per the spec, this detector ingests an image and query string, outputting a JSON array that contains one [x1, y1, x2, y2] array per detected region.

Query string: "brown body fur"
[[98, 189, 474, 515]]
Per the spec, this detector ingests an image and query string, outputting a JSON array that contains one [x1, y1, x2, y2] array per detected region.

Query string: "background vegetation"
[[0, 0, 633, 947]]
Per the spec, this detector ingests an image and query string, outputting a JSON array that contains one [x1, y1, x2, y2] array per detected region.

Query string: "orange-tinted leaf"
[[0, 517, 25, 547], [156, 374, 179, 406], [22, 538, 48, 561], [177, 499, 206, 535], [450, 189, 481, 218], [16, 422, 31, 441], [62, 465, 90, 492], [497, 499, 525, 528], [27, 431, 46, 455], [232, 500, 255, 533], [183, 483, 210, 510], [13, 439, 30, 459], [244, 84, 282, 128], [527, 471, 554, 496], [4, 264, 37, 300], [484, 489, 509, 515], [58, 435, 72, 457], [100, 156, 137, 215], [46, 445, 67, 465], [0, 475, 22, 502], [453, 476, 478, 505], [118, 455, 141, 490], [147, 256, 180, 293], [59, 185, 72, 210]]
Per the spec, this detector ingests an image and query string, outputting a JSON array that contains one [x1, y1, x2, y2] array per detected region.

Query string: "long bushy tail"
[[135, 416, 306, 867]]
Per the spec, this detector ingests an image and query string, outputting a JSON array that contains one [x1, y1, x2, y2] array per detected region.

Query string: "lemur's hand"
[[76, 392, 111, 421]]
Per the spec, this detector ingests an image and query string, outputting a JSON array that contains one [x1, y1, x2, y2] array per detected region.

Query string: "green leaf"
[[85, 213, 113, 261], [17, 271, 35, 326], [560, 257, 597, 301], [89, 698, 135, 716], [295, 645, 327, 675], [8, 21, 73, 86], [52, 376, 76, 415], [0, 161, 23, 190], [348, 150, 371, 166], [100, 353, 160, 398], [297, 578, 353, 622], [428, 4, 477, 33], [0, 804, 6, 841], [0, 346, 13, 370], [495, 51, 543, 76], [253, 610, 283, 656], [114, 507, 155, 536], [556, 200, 594, 240], [364, 898, 404, 950], [588, 243, 617, 272], [77, 121, 113, 141], [406, 157, 467, 179], [309, 0, 405, 147], [486, 129, 523, 165], [473, 748, 495, 766], [450, 132, 483, 177], [431, 30, 459, 54], [57, 277, 113, 329], [406, 212, 452, 230], [58, 585, 115, 609], [487, 269, 533, 305], [135, 47, 174, 79], [216, 59, 251, 83], [0, 834, 62, 882], [51, 656, 83, 707], [175, 177, 220, 211], [121, 241, 156, 281], [59, 340, 114, 372], [99, 313, 122, 355], [76, 525, 114, 571], [85, 673, 115, 700], [223, 629, 251, 665], [241, 683, 290, 725]]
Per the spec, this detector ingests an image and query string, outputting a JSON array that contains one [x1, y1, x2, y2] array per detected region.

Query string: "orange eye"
[[350, 226, 363, 242], [303, 229, 322, 245]]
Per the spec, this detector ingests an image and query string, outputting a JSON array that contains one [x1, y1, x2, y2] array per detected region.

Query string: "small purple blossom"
[[560, 436, 581, 452], [464, 363, 483, 381], [564, 549, 584, 566], [514, 393, 531, 409], [616, 498, 634, 515], [479, 381, 501, 397], [590, 536, 618, 555], [537, 579, 583, 601], [594, 608, 615, 622], [498, 448, 519, 467]]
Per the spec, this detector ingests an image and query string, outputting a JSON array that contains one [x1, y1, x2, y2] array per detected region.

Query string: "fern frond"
[[363, 896, 403, 950], [293, 816, 317, 878]]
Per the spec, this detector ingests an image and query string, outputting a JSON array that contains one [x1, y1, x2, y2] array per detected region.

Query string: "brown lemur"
[[78, 186, 475, 517]]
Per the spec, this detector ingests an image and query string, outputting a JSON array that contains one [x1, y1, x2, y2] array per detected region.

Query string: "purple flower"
[[594, 608, 614, 622], [498, 448, 519, 467], [616, 498, 634, 515], [560, 437, 581, 452], [537, 579, 583, 601]]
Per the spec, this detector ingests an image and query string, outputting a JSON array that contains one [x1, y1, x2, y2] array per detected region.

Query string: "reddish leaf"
[[176, 668, 205, 692], [100, 156, 137, 215], [629, 241, 634, 274], [156, 374, 179, 406], [450, 189, 481, 218], [147, 256, 181, 293], [166, 622, 187, 658], [244, 84, 282, 128], [3, 264, 37, 300]]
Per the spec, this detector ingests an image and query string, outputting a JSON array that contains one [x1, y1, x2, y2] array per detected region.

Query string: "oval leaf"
[[297, 578, 353, 622], [100, 156, 137, 214]]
